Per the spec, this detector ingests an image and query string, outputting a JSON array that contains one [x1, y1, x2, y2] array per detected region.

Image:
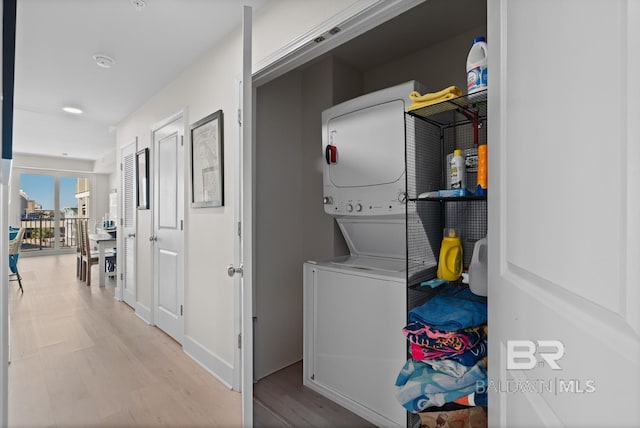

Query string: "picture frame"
[[136, 148, 149, 209], [190, 110, 224, 207]]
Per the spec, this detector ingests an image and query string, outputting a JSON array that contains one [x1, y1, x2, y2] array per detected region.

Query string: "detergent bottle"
[[450, 149, 467, 190], [469, 237, 488, 296], [467, 37, 488, 96], [437, 228, 463, 281], [476, 144, 487, 195]]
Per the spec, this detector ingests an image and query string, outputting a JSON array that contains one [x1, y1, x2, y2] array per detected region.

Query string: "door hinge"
[[121, 218, 124, 226], [180, 305, 183, 316], [237, 108, 242, 126], [181, 220, 184, 231], [238, 333, 241, 349], [120, 162, 123, 171], [181, 135, 184, 146], [120, 273, 123, 281], [237, 221, 241, 237]]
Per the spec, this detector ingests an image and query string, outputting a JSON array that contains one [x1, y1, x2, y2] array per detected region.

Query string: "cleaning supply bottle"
[[476, 144, 487, 195], [450, 149, 467, 190], [437, 228, 463, 281], [467, 37, 488, 96], [469, 237, 488, 296]]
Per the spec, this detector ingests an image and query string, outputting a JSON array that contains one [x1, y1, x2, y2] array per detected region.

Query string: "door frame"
[[239, 5, 253, 424], [240, 0, 428, 423], [150, 110, 186, 333]]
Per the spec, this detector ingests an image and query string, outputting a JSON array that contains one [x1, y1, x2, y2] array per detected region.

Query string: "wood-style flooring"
[[8, 254, 241, 427], [254, 362, 375, 428]]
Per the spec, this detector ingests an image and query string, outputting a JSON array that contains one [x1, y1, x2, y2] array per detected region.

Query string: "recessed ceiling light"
[[93, 54, 115, 68], [131, 0, 146, 11], [63, 106, 83, 115]]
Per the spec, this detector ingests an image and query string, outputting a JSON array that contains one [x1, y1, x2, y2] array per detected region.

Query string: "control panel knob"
[[355, 203, 363, 212], [346, 204, 353, 212], [398, 192, 407, 204], [323, 196, 333, 205]]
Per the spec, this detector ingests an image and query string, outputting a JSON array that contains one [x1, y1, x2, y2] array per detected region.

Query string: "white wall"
[[115, 0, 360, 386], [13, 153, 94, 172], [252, 0, 361, 66], [93, 149, 117, 194]]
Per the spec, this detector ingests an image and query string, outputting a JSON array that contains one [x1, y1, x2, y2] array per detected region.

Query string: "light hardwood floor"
[[8, 254, 241, 427]]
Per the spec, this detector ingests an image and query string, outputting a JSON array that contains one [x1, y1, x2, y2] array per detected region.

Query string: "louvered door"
[[121, 140, 137, 308]]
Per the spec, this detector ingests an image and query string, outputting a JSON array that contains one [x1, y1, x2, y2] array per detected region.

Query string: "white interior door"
[[488, 1, 640, 426], [152, 113, 185, 344], [120, 140, 137, 307], [239, 5, 254, 426]]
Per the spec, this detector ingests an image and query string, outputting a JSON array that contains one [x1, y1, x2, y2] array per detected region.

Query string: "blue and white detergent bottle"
[[467, 37, 488, 96]]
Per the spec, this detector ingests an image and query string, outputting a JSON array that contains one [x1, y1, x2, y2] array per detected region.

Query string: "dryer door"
[[326, 99, 405, 188]]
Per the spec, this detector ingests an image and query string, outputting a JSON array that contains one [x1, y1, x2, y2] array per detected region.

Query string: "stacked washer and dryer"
[[303, 81, 441, 427]]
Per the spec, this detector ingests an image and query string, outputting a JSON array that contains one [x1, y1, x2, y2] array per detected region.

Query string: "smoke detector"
[[93, 54, 115, 68], [131, 0, 147, 11]]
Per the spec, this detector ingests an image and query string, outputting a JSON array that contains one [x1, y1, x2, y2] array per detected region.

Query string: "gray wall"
[[255, 56, 356, 379], [363, 26, 487, 94]]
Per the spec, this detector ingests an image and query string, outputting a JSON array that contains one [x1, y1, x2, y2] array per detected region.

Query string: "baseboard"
[[256, 357, 302, 381], [183, 335, 234, 389], [135, 302, 152, 325]]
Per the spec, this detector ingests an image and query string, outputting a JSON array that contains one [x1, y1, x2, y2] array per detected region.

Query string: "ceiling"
[[12, 0, 486, 163], [13, 0, 266, 161]]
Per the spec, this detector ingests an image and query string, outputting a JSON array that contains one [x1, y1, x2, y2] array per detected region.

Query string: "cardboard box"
[[419, 406, 487, 428]]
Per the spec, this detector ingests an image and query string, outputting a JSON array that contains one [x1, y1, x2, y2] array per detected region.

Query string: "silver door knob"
[[149, 235, 158, 242], [227, 264, 243, 277]]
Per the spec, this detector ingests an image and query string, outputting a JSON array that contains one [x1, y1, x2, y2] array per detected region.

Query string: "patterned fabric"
[[395, 358, 487, 413], [453, 391, 488, 407], [423, 358, 480, 378], [411, 338, 488, 367], [403, 322, 484, 353]]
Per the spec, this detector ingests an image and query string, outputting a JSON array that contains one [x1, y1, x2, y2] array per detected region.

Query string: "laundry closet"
[[253, 0, 487, 426]]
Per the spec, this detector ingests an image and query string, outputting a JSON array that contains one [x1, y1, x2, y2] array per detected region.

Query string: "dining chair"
[[9, 228, 26, 293], [80, 221, 98, 286], [76, 219, 83, 278]]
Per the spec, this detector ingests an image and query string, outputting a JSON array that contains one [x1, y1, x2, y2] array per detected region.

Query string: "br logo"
[[507, 340, 564, 370]]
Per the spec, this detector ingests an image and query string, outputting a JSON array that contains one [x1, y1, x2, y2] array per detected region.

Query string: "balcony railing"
[[20, 216, 89, 252]]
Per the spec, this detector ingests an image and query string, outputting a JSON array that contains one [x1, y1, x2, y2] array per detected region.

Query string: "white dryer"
[[303, 81, 435, 427]]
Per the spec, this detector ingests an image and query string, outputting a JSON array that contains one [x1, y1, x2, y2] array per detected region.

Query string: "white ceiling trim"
[[252, 0, 425, 88]]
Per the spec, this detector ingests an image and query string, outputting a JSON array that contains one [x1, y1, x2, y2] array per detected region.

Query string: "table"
[[89, 233, 116, 287]]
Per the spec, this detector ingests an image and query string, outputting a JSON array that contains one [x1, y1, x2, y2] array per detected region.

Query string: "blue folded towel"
[[395, 357, 487, 412], [408, 287, 487, 330]]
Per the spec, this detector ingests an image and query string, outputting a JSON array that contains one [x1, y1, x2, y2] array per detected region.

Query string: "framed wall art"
[[190, 110, 224, 207]]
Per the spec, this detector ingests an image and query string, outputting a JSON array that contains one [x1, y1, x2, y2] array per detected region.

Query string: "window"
[[18, 173, 88, 252]]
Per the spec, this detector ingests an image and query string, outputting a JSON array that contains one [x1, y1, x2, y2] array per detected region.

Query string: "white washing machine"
[[303, 256, 407, 427], [303, 81, 432, 427]]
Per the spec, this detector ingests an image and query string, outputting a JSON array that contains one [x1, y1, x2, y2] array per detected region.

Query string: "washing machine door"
[[326, 99, 405, 188], [303, 263, 407, 427]]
